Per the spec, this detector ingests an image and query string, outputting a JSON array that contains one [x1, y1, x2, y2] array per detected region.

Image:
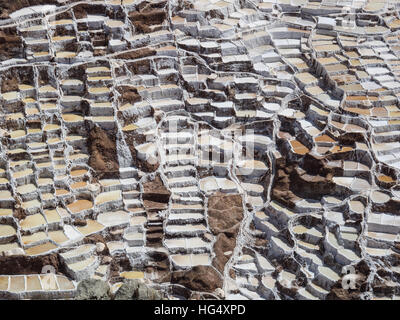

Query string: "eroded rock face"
[[116, 86, 142, 105], [113, 48, 156, 60], [0, 28, 23, 60], [272, 153, 339, 206], [142, 175, 171, 209], [208, 193, 243, 233], [88, 126, 119, 179], [109, 254, 132, 283], [213, 233, 238, 274], [1, 67, 33, 92], [208, 193, 243, 273], [128, 7, 167, 34], [72, 3, 107, 20], [125, 131, 159, 173]]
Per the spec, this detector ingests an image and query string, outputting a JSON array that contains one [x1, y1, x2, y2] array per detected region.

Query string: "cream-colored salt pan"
[[95, 190, 122, 205]]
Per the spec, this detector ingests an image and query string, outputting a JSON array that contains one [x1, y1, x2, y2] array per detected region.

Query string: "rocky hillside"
[[0, 0, 400, 300]]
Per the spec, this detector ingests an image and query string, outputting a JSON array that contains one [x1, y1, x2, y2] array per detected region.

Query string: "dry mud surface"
[[1, 0, 400, 300]]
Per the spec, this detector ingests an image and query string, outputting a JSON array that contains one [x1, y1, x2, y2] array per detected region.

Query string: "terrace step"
[[170, 203, 204, 213], [164, 237, 211, 253], [172, 196, 203, 205], [170, 185, 201, 197], [123, 230, 145, 247], [59, 244, 96, 264], [64, 255, 100, 281], [164, 165, 197, 178], [164, 154, 197, 165], [167, 213, 205, 224], [124, 199, 143, 209], [165, 223, 207, 237], [164, 144, 195, 155], [167, 176, 198, 188]]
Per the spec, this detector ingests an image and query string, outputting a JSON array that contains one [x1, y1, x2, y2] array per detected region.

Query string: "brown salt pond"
[[76, 219, 104, 236], [129, 216, 147, 226], [290, 140, 310, 155], [43, 209, 61, 224], [377, 174, 395, 183], [67, 200, 93, 214], [25, 241, 58, 256], [315, 134, 335, 144], [0, 225, 16, 237], [371, 190, 390, 203], [0, 276, 9, 290], [26, 275, 42, 291], [70, 169, 88, 177], [55, 189, 70, 196], [62, 114, 83, 123], [57, 276, 75, 290], [70, 181, 88, 190], [9, 276, 25, 293], [21, 232, 47, 246], [20, 214, 46, 231], [120, 271, 144, 280], [48, 230, 69, 245], [56, 51, 76, 59]]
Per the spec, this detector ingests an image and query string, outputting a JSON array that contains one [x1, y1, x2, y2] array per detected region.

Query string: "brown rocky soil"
[[144, 250, 170, 277], [142, 175, 170, 209], [82, 234, 110, 256], [37, 67, 50, 86], [128, 9, 166, 28], [126, 59, 152, 74], [373, 198, 400, 214], [136, 0, 167, 11], [212, 233, 238, 273], [116, 86, 142, 105], [168, 266, 223, 293], [109, 253, 132, 284], [271, 153, 339, 207], [207, 192, 243, 273], [93, 49, 107, 57], [73, 3, 106, 19], [13, 206, 27, 221], [208, 193, 243, 233], [124, 130, 159, 173], [0, 253, 67, 275], [175, 0, 194, 10], [114, 48, 156, 60], [88, 125, 119, 179], [132, 21, 152, 34], [1, 67, 33, 92], [327, 285, 365, 300], [0, 28, 23, 61], [271, 165, 299, 208]]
